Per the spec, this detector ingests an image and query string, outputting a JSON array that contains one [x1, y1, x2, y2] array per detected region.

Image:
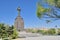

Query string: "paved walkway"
[[25, 36, 60, 40], [14, 36, 60, 40], [15, 32, 60, 40], [13, 38, 24, 40]]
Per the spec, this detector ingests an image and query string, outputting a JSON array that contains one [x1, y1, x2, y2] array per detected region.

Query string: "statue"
[[14, 6, 24, 31]]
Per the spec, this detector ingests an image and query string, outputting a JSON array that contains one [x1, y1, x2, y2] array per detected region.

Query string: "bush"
[[47, 29, 56, 35], [58, 28, 60, 35], [42, 29, 56, 35], [0, 23, 18, 39], [11, 28, 18, 39], [37, 30, 45, 34]]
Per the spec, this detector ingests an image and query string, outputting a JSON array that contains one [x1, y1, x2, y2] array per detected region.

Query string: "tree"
[[37, 0, 60, 23], [45, 0, 60, 8]]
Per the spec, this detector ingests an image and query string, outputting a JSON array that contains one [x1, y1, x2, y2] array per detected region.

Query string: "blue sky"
[[0, 0, 60, 28]]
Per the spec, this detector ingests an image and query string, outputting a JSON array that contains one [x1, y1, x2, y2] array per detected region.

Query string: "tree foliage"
[[37, 0, 60, 22], [45, 0, 60, 8], [37, 3, 50, 18]]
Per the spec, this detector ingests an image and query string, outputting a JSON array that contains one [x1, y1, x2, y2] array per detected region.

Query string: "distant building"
[[14, 7, 24, 31]]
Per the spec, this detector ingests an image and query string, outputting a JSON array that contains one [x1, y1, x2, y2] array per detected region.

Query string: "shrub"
[[0, 23, 18, 39], [42, 29, 56, 35], [11, 27, 18, 39], [58, 28, 60, 35], [47, 29, 56, 35]]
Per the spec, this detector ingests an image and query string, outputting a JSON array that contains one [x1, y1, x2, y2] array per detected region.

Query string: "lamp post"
[[55, 25, 58, 35]]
